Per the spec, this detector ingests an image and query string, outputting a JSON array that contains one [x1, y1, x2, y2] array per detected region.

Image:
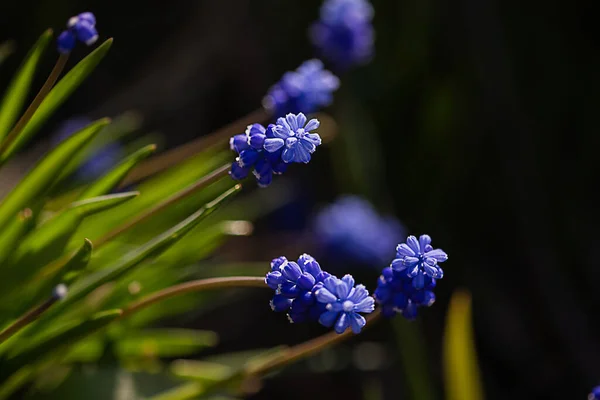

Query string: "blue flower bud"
[[230, 134, 250, 153]]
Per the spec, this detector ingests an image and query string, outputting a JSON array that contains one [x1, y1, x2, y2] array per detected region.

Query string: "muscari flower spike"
[[310, 0, 375, 69], [57, 12, 99, 54], [263, 59, 340, 116], [315, 274, 375, 334], [313, 195, 405, 266], [374, 235, 447, 320], [590, 387, 600, 400], [265, 254, 332, 323], [264, 113, 322, 164]]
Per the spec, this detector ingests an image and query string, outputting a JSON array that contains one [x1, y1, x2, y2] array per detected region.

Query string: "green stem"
[[120, 276, 266, 318], [0, 286, 65, 344], [0, 53, 69, 155]]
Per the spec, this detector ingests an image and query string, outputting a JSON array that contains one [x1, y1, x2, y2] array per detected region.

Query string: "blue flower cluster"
[[266, 254, 374, 334], [310, 0, 375, 69], [374, 235, 448, 320], [229, 113, 322, 187], [263, 60, 340, 116], [590, 387, 600, 400], [313, 195, 405, 266], [57, 12, 99, 54]]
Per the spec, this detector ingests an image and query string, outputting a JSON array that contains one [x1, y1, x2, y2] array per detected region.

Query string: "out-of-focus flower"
[[315, 274, 375, 334], [313, 195, 405, 266], [266, 254, 332, 323], [264, 113, 322, 164], [392, 234, 448, 289], [589, 386, 600, 400], [53, 117, 122, 181], [263, 60, 340, 116], [374, 235, 447, 320], [310, 0, 375, 69], [57, 12, 99, 54]]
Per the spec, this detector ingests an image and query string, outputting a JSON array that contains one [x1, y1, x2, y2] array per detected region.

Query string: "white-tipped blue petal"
[[264, 138, 285, 153], [425, 249, 448, 262], [282, 261, 302, 281], [396, 243, 415, 257], [349, 313, 366, 334], [319, 310, 339, 327], [334, 313, 349, 334], [323, 276, 338, 293], [403, 256, 419, 267], [423, 264, 437, 277], [341, 274, 355, 290], [354, 296, 375, 313], [315, 288, 337, 304], [406, 236, 421, 254], [300, 138, 317, 154], [286, 113, 299, 131], [296, 112, 307, 128], [419, 234, 431, 250], [284, 142, 311, 163], [348, 284, 368, 303], [281, 147, 296, 163], [304, 118, 320, 131], [391, 258, 407, 271], [408, 265, 419, 277], [304, 133, 322, 147]]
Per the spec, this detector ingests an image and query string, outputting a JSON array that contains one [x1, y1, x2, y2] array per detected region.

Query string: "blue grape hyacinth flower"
[[229, 123, 288, 187], [263, 59, 340, 116], [264, 113, 322, 164], [57, 12, 99, 54], [392, 234, 448, 289], [374, 235, 447, 320], [310, 0, 375, 69], [313, 195, 405, 266], [590, 387, 600, 400], [315, 274, 375, 334], [266, 254, 332, 323]]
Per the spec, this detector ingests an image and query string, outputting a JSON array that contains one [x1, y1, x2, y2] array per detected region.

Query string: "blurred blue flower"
[[315, 274, 375, 334], [57, 12, 99, 54], [374, 234, 447, 320], [265, 254, 332, 323], [392, 234, 448, 289], [313, 195, 405, 266], [53, 117, 122, 182], [263, 59, 340, 116], [264, 113, 322, 163], [229, 123, 288, 188], [590, 387, 600, 400], [310, 0, 375, 69]]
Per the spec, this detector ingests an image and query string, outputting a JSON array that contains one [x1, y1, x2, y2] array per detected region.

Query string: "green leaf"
[[0, 30, 52, 141], [0, 192, 138, 297], [443, 290, 484, 400], [147, 382, 205, 400], [0, 118, 109, 232], [2, 310, 122, 379], [35, 185, 241, 327], [0, 39, 113, 161], [80, 144, 157, 199], [0, 209, 34, 265], [170, 360, 234, 383], [116, 329, 218, 359]]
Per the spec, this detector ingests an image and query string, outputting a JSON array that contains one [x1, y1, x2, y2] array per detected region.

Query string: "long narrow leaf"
[[0, 118, 109, 231], [1, 192, 138, 296], [80, 144, 157, 199], [0, 209, 34, 265], [0, 39, 113, 162], [0, 30, 52, 141], [443, 290, 484, 400]]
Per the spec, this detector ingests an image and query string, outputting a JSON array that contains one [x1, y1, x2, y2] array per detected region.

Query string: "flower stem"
[[0, 292, 63, 344], [95, 163, 231, 247], [0, 53, 69, 156], [120, 276, 266, 318], [119, 108, 271, 187], [244, 309, 382, 377]]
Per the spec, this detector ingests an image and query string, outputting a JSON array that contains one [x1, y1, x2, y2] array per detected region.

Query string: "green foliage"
[[0, 32, 258, 400]]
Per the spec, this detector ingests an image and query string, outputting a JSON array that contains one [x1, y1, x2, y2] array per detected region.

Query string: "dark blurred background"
[[1, 0, 600, 399]]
